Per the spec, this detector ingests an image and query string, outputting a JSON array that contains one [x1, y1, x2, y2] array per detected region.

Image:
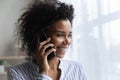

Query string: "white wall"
[[0, 0, 31, 56]]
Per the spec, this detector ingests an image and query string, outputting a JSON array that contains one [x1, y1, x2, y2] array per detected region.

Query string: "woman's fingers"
[[37, 38, 51, 49], [36, 38, 56, 58], [38, 43, 55, 56], [36, 38, 50, 53], [45, 48, 56, 56]]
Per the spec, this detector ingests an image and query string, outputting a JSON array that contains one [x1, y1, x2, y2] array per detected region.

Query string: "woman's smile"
[[56, 46, 68, 52]]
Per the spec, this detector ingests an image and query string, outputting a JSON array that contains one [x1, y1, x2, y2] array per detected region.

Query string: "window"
[[62, 0, 120, 80]]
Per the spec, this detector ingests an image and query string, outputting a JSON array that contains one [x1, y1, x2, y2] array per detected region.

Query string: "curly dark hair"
[[17, 1, 74, 56]]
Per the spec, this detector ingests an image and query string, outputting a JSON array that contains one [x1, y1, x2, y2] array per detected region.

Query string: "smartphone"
[[38, 32, 56, 60]]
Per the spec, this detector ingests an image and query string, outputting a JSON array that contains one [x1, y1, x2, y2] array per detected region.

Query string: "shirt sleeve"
[[7, 68, 22, 80], [7, 67, 53, 80]]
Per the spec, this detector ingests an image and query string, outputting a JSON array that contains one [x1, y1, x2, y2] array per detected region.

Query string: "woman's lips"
[[56, 47, 68, 51]]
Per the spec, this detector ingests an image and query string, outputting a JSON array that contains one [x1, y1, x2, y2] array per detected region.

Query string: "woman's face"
[[48, 19, 72, 58]]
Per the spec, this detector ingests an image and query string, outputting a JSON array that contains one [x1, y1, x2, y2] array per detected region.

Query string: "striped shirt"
[[7, 59, 87, 80]]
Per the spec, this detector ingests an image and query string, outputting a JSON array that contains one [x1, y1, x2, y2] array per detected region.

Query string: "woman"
[[8, 1, 87, 80]]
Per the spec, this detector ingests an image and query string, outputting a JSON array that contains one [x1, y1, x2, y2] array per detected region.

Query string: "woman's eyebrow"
[[53, 30, 72, 33], [54, 31, 65, 33]]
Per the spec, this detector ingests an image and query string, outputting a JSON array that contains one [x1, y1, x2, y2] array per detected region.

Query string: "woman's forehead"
[[49, 20, 72, 31]]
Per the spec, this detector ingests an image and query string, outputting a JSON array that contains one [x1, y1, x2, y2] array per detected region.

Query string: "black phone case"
[[39, 32, 56, 60]]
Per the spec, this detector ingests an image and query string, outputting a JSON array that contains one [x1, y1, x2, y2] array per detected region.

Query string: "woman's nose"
[[63, 37, 72, 45]]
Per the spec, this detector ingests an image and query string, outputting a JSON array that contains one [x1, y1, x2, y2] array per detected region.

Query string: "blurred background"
[[0, 0, 120, 80]]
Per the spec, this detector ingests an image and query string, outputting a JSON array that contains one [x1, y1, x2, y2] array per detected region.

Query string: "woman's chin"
[[55, 52, 65, 58]]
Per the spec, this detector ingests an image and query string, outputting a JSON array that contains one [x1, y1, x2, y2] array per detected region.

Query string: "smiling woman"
[[47, 20, 72, 58], [7, 0, 87, 80]]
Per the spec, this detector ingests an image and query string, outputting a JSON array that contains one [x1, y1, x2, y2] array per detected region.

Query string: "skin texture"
[[36, 19, 72, 80]]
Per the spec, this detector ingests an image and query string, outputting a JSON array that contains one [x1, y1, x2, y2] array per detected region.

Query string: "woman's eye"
[[56, 34, 64, 37], [68, 34, 72, 38]]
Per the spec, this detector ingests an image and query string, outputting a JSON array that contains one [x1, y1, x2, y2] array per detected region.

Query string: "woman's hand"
[[36, 38, 56, 75]]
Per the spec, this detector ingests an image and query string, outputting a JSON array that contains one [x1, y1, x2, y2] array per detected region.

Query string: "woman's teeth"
[[57, 47, 67, 51]]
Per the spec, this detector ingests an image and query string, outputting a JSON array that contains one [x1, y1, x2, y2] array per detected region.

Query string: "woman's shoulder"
[[9, 61, 31, 68], [7, 62, 39, 79], [8, 61, 34, 73]]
